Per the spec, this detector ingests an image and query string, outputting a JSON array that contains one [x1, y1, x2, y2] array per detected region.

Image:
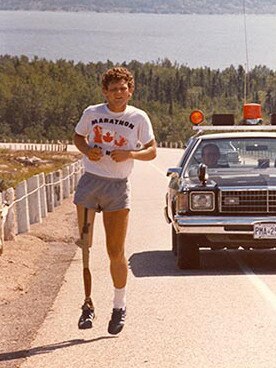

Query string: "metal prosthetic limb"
[[81, 208, 92, 300]]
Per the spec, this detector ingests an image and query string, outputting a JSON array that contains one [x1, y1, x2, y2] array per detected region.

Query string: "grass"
[[0, 148, 82, 191]]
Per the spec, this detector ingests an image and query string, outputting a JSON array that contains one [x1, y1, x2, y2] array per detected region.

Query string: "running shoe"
[[78, 303, 95, 329], [108, 308, 126, 335]]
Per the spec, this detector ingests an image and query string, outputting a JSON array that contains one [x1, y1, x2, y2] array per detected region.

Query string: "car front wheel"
[[177, 234, 200, 269]]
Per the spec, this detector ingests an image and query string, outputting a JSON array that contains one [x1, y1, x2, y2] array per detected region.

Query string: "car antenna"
[[243, 0, 250, 104]]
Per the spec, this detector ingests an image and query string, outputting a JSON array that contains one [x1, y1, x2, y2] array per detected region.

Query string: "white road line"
[[149, 162, 167, 176], [231, 252, 276, 312]]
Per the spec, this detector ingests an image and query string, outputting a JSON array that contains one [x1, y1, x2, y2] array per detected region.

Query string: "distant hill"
[[1, 0, 276, 14]]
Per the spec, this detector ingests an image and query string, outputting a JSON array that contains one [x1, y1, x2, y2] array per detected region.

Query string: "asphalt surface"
[[15, 148, 276, 367]]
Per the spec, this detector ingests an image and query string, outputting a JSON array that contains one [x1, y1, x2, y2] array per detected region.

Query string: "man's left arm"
[[110, 139, 157, 162]]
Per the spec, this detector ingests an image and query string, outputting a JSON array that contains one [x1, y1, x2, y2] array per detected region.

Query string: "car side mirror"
[[166, 167, 182, 177], [198, 163, 208, 186]]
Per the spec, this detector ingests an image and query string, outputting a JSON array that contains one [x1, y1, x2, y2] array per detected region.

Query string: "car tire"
[[177, 234, 200, 269], [172, 225, 177, 256]]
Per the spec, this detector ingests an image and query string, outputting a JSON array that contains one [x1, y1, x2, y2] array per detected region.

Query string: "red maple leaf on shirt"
[[93, 126, 103, 143], [115, 136, 128, 147], [103, 131, 114, 142]]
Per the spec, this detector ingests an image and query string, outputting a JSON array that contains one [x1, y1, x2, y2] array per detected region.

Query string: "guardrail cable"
[[3, 164, 83, 210]]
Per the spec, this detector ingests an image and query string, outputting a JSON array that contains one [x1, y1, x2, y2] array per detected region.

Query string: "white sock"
[[113, 287, 126, 310]]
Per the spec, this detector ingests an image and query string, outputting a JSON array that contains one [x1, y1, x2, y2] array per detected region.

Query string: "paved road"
[[18, 148, 276, 368]]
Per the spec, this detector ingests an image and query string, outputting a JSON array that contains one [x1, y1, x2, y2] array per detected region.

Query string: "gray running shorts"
[[73, 172, 131, 212]]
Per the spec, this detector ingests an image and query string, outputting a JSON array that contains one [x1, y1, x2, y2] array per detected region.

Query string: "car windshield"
[[185, 137, 276, 181]]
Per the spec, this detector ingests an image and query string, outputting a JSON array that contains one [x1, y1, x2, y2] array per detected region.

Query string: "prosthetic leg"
[[81, 207, 92, 301], [78, 207, 95, 329]]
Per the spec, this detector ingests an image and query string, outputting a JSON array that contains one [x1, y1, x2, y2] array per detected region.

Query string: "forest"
[[1, 0, 276, 14], [0, 55, 275, 143]]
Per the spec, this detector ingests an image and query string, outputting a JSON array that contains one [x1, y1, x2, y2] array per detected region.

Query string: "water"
[[0, 10, 276, 69]]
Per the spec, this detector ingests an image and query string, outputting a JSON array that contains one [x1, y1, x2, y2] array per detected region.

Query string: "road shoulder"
[[0, 198, 78, 368]]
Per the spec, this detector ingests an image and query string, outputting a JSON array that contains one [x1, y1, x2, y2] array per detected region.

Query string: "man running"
[[73, 67, 156, 334]]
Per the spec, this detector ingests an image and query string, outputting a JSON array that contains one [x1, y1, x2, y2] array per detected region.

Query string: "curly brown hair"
[[101, 67, 135, 90]]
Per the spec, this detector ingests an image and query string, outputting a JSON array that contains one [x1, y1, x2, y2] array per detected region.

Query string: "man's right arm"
[[74, 133, 103, 161]]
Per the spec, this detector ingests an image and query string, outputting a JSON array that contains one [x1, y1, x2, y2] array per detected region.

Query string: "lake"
[[0, 11, 276, 70]]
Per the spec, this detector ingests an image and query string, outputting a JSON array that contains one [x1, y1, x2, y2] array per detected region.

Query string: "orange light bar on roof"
[[242, 103, 262, 125], [243, 103, 262, 119], [189, 110, 204, 125]]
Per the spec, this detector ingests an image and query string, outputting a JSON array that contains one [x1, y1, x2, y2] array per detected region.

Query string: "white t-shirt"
[[75, 103, 155, 179]]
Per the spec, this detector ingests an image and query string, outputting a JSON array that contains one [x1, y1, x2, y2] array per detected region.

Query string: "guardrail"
[[0, 140, 68, 152], [158, 142, 184, 149], [0, 160, 84, 255], [0, 140, 185, 151]]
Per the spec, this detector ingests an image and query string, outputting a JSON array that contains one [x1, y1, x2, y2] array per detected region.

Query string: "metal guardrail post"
[[3, 187, 16, 240], [62, 166, 70, 199], [27, 175, 42, 225], [45, 172, 54, 212], [53, 169, 63, 207], [39, 173, 47, 219], [15, 180, 30, 234], [69, 163, 75, 194], [0, 205, 9, 255]]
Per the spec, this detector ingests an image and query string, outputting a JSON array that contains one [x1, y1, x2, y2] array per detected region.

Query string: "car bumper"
[[174, 215, 276, 235]]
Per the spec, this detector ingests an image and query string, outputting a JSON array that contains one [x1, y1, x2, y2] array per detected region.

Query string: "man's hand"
[[86, 147, 103, 161], [74, 133, 103, 161], [110, 139, 157, 163], [110, 150, 132, 162]]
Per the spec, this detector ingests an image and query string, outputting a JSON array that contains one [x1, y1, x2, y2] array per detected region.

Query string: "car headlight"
[[190, 191, 215, 211]]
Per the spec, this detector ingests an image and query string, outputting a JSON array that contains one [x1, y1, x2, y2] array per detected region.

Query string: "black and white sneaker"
[[78, 303, 95, 329], [108, 308, 126, 335]]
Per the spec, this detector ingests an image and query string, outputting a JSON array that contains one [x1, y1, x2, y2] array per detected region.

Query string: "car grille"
[[220, 190, 276, 213]]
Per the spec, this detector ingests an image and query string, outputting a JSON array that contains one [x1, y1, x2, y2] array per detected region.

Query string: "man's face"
[[202, 147, 220, 167], [102, 79, 133, 112]]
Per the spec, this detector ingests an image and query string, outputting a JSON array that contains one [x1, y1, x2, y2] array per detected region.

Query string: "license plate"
[[253, 223, 276, 239]]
